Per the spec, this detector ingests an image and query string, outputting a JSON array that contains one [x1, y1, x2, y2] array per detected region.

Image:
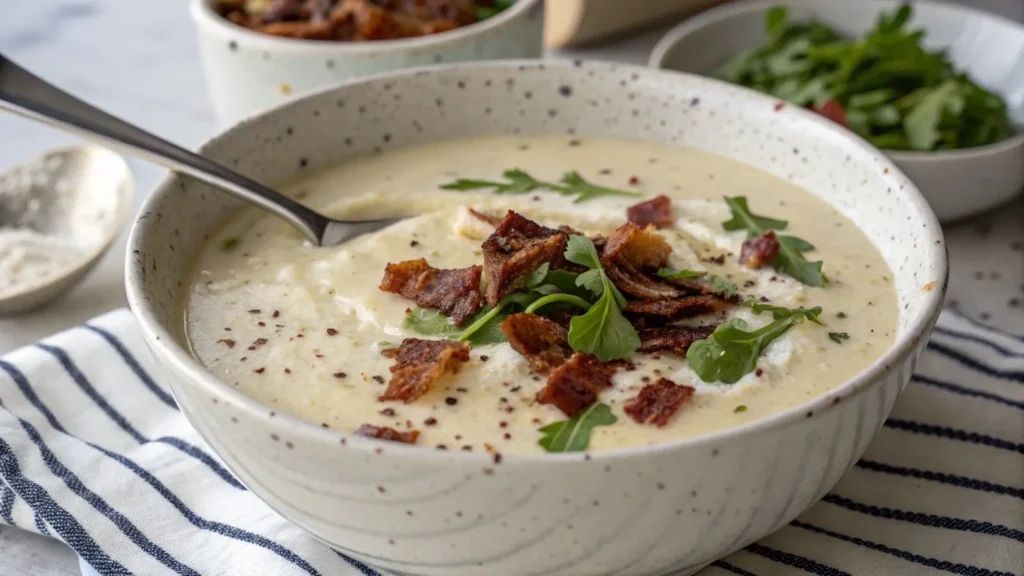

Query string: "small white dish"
[[0, 145, 133, 315], [650, 0, 1024, 222], [189, 0, 545, 126]]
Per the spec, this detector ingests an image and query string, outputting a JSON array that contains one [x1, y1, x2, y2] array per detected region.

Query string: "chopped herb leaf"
[[734, 405, 748, 413], [657, 268, 705, 280], [537, 270, 591, 299], [404, 308, 461, 337], [828, 331, 850, 344], [439, 169, 542, 194], [688, 301, 823, 384], [404, 292, 541, 346], [564, 236, 639, 361], [537, 403, 617, 452], [744, 299, 824, 324], [525, 263, 550, 288], [723, 196, 827, 287], [709, 274, 739, 295], [220, 237, 240, 252], [558, 171, 641, 203], [440, 169, 640, 203]]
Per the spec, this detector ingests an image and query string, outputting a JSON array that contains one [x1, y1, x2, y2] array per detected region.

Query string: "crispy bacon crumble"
[[380, 258, 484, 325], [623, 295, 732, 319], [537, 353, 616, 417], [499, 313, 571, 374], [626, 195, 674, 229], [354, 424, 420, 444], [379, 338, 470, 403], [481, 211, 569, 306], [740, 230, 781, 269], [637, 325, 716, 357], [623, 378, 694, 427]]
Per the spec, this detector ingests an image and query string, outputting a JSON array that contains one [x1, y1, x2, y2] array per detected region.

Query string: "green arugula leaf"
[[537, 403, 617, 452], [565, 234, 602, 269], [562, 236, 639, 361], [405, 292, 542, 346], [576, 269, 605, 298], [404, 308, 462, 337], [722, 197, 788, 233], [568, 289, 639, 362], [708, 275, 739, 296], [439, 169, 543, 194], [538, 270, 592, 300], [557, 171, 642, 203], [525, 263, 550, 288], [722, 196, 827, 287], [440, 170, 640, 203], [744, 299, 824, 324], [656, 268, 705, 280], [904, 80, 959, 150], [687, 318, 795, 384], [828, 331, 850, 344], [688, 300, 825, 383]]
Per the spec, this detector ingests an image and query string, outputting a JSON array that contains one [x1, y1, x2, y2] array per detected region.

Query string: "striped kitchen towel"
[[0, 308, 1021, 576]]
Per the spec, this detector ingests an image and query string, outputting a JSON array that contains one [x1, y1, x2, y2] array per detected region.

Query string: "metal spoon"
[[0, 54, 401, 247]]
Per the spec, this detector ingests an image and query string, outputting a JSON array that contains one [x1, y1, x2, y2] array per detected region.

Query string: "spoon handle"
[[0, 54, 326, 244]]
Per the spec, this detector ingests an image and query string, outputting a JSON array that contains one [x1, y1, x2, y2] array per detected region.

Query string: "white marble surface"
[[0, 1, 1022, 575]]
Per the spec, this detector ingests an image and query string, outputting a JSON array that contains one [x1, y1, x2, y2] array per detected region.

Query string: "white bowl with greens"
[[650, 0, 1024, 221]]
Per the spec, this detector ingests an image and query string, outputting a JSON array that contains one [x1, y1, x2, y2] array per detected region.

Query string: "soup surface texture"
[[185, 136, 897, 455]]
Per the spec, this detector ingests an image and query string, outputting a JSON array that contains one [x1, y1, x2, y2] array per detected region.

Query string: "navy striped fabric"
[[0, 309, 1020, 576]]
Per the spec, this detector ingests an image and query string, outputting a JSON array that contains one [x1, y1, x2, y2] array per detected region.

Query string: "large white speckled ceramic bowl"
[[189, 0, 544, 126], [126, 61, 947, 576], [649, 0, 1024, 222]]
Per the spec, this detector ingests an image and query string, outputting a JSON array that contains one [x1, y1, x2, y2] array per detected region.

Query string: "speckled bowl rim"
[[0, 145, 134, 304], [189, 0, 543, 54], [126, 59, 948, 466], [647, 0, 1024, 161]]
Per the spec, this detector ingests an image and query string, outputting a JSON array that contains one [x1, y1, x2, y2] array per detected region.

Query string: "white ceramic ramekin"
[[189, 0, 544, 126]]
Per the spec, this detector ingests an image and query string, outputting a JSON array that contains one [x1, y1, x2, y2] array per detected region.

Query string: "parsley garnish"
[[687, 301, 823, 384], [537, 402, 617, 452], [828, 331, 850, 344], [564, 236, 641, 362], [722, 196, 827, 287], [440, 169, 641, 203], [657, 268, 704, 280]]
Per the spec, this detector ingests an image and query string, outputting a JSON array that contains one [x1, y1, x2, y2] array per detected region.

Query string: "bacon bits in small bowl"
[[127, 61, 945, 575], [650, 0, 1024, 222], [189, 0, 543, 125]]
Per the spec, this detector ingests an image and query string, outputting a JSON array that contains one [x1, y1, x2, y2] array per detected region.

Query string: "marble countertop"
[[1, 1, 1021, 575]]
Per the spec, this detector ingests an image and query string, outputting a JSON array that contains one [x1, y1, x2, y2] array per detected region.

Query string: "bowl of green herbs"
[[650, 0, 1024, 221]]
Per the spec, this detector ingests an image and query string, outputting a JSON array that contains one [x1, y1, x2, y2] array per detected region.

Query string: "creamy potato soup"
[[185, 136, 897, 455]]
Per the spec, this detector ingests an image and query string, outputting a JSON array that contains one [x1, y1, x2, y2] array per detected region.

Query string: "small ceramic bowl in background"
[[189, 0, 544, 126], [650, 0, 1024, 222], [0, 146, 133, 315]]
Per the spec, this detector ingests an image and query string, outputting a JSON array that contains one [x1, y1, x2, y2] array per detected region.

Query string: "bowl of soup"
[[126, 60, 946, 576]]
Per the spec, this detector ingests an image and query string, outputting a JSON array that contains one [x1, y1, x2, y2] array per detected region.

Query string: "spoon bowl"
[[0, 145, 133, 314]]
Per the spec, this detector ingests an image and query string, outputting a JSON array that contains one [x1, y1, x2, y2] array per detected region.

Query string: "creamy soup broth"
[[185, 136, 897, 455]]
